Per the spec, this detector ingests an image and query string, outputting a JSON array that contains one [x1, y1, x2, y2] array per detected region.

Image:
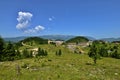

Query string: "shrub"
[[36, 48, 48, 57], [56, 49, 62, 56], [88, 41, 102, 64], [21, 63, 29, 68]]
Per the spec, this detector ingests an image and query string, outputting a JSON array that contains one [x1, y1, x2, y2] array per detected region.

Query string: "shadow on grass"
[[86, 62, 97, 66]]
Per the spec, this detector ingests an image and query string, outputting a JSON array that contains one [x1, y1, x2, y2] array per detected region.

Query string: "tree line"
[[88, 40, 120, 64], [0, 37, 63, 61]]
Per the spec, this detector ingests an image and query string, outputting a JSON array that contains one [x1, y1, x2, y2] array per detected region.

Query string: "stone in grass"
[[114, 73, 118, 76]]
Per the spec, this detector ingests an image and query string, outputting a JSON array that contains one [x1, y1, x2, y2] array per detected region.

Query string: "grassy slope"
[[0, 45, 120, 80]]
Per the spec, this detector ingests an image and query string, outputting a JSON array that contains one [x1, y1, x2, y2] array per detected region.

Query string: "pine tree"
[[0, 37, 4, 61], [37, 48, 48, 57], [29, 51, 33, 58], [58, 49, 62, 56], [56, 49, 62, 56], [36, 48, 41, 57], [55, 51, 58, 56], [3, 42, 16, 61], [22, 49, 29, 58], [15, 50, 21, 59], [44, 50, 48, 56]]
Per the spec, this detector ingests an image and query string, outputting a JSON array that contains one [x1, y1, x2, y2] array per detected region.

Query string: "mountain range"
[[3, 35, 120, 42], [99, 38, 120, 42], [4, 35, 75, 42]]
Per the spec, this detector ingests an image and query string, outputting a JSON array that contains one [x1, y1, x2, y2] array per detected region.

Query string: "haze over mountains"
[[3, 35, 120, 42], [4, 35, 95, 42]]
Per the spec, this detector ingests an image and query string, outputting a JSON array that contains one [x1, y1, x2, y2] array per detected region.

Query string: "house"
[[48, 40, 64, 45]]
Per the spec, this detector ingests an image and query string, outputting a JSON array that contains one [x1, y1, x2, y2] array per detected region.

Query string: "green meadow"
[[0, 44, 120, 80]]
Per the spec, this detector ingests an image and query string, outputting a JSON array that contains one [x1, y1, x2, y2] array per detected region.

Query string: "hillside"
[[66, 36, 89, 43], [0, 53, 120, 80], [21, 37, 48, 45], [1, 36, 120, 80]]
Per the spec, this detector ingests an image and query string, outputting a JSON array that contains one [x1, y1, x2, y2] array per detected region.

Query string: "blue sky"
[[0, 0, 120, 38]]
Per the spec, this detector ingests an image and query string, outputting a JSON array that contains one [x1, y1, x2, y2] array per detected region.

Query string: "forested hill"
[[21, 37, 48, 45], [66, 36, 89, 43]]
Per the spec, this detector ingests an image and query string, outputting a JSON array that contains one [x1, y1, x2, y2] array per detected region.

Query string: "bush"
[[88, 41, 102, 64], [36, 48, 48, 57], [22, 49, 31, 58], [56, 49, 62, 56], [111, 50, 120, 59], [21, 63, 29, 68]]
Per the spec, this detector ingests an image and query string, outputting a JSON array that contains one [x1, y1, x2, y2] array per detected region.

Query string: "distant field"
[[0, 52, 120, 80]]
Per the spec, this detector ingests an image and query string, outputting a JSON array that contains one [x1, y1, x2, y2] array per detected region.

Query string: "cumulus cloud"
[[35, 25, 45, 31], [16, 11, 45, 33], [16, 12, 33, 29], [24, 25, 45, 33]]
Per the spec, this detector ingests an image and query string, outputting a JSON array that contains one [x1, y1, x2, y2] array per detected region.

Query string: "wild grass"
[[0, 45, 120, 80], [0, 53, 120, 80]]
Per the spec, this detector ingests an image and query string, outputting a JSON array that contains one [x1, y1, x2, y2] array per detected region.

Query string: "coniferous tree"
[[22, 49, 29, 58], [58, 49, 62, 56], [55, 51, 58, 56], [15, 49, 21, 59], [29, 51, 33, 58], [3, 42, 16, 61], [56, 49, 62, 56], [36, 48, 48, 57], [44, 50, 48, 56], [0, 37, 4, 61], [36, 48, 41, 57]]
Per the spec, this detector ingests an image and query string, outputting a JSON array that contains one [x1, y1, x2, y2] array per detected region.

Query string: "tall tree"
[[22, 49, 30, 58], [36, 48, 48, 57], [15, 49, 22, 59], [3, 42, 16, 61], [0, 37, 4, 51], [0, 37, 4, 61], [56, 49, 62, 56], [111, 45, 120, 59], [88, 41, 101, 64]]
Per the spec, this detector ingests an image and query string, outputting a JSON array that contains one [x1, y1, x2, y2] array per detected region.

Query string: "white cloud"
[[16, 11, 45, 34], [24, 25, 45, 33], [35, 25, 45, 31], [48, 16, 55, 21], [16, 11, 33, 29], [16, 21, 29, 29]]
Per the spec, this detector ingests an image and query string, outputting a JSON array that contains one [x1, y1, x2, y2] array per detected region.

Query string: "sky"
[[0, 0, 120, 39]]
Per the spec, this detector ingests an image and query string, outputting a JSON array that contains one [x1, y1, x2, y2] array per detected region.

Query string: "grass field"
[[0, 54, 120, 80], [0, 44, 120, 80]]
